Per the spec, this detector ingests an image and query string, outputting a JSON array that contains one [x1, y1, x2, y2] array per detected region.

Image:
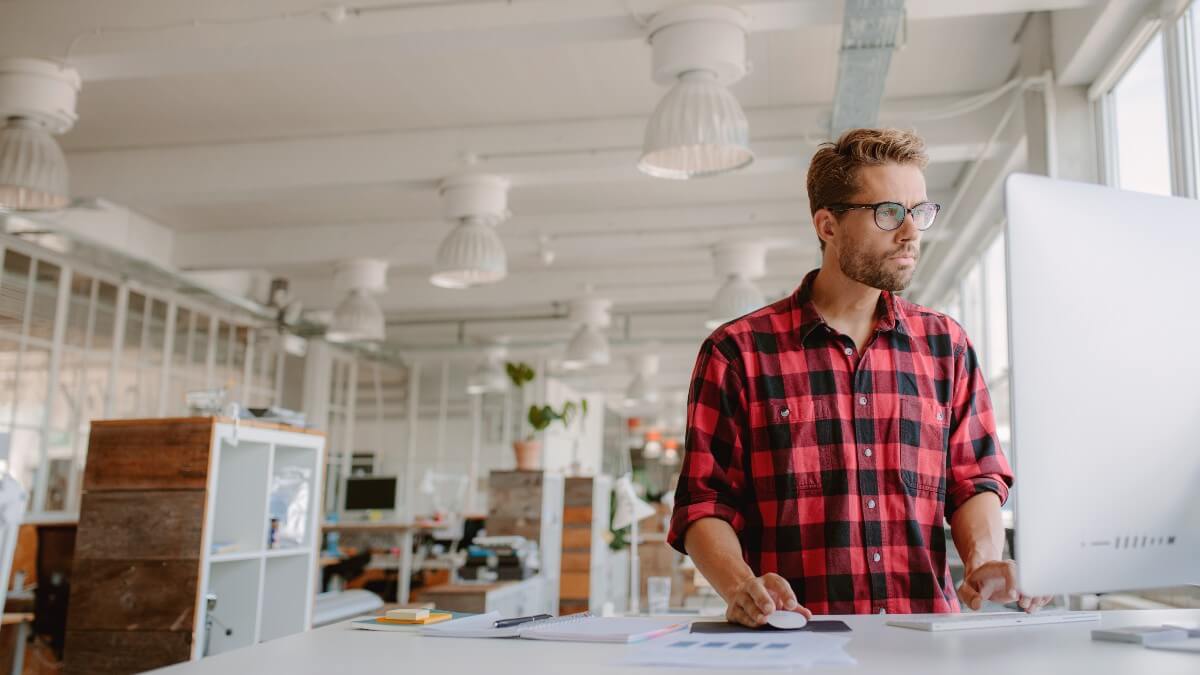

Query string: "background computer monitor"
[[1004, 173, 1200, 596], [344, 476, 398, 511]]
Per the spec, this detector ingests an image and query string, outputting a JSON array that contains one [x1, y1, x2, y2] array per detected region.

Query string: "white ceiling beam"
[[69, 97, 997, 207], [1052, 0, 1159, 87], [0, 0, 1098, 81], [174, 200, 811, 268], [172, 187, 952, 271], [294, 260, 814, 314]]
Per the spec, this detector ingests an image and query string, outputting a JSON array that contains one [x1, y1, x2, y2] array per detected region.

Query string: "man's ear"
[[813, 209, 837, 250]]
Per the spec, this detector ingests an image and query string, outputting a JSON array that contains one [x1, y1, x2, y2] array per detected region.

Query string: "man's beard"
[[837, 239, 919, 292]]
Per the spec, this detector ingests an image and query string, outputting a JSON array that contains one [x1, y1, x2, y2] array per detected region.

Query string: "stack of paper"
[[620, 632, 856, 669]]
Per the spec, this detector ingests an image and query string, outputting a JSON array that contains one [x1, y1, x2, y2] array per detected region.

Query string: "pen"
[[494, 613, 552, 628]]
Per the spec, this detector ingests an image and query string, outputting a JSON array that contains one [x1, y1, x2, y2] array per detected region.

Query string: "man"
[[668, 128, 1051, 626]]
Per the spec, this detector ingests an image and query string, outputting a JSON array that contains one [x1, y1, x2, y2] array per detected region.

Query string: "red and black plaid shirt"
[[669, 269, 1013, 615]]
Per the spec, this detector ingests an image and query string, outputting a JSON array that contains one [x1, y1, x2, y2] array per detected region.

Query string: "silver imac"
[[1005, 172, 1200, 596]]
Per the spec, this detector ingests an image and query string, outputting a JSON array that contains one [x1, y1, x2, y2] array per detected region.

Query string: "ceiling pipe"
[[829, 0, 906, 136]]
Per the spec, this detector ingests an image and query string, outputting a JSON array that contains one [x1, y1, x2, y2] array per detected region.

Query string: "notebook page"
[[520, 616, 688, 643]]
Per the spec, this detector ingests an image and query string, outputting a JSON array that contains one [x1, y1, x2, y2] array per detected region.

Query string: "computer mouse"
[[765, 610, 808, 630]]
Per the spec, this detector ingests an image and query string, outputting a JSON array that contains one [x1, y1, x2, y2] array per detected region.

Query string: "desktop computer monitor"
[[344, 476, 398, 511], [1004, 173, 1200, 596]]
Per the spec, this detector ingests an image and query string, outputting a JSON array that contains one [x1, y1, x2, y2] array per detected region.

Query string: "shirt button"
[[936, 410, 945, 421], [873, 552, 881, 563], [863, 448, 872, 457], [780, 408, 789, 418], [878, 608, 887, 615], [858, 396, 867, 406], [843, 347, 853, 356], [867, 499, 876, 509]]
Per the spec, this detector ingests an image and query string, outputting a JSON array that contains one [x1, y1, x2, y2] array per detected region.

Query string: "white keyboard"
[[887, 612, 1101, 632]]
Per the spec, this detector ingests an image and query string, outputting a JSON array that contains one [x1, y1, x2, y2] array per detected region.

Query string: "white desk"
[[149, 609, 1200, 674]]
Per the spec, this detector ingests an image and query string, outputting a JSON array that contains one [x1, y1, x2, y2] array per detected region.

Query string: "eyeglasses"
[[825, 201, 942, 231]]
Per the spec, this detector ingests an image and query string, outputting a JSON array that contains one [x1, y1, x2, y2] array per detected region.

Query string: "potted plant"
[[505, 361, 588, 470]]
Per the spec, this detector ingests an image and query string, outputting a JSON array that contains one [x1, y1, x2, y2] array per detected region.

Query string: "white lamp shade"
[[706, 274, 765, 329], [326, 289, 385, 343], [0, 118, 68, 212], [466, 359, 508, 395], [612, 474, 656, 530], [431, 219, 507, 289], [562, 323, 610, 369], [642, 438, 663, 459], [638, 70, 753, 180], [661, 447, 680, 466], [624, 372, 661, 407]]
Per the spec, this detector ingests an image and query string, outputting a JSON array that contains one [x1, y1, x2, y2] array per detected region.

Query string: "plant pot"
[[512, 439, 542, 471]]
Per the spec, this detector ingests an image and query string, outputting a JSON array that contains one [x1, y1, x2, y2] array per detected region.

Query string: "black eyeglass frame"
[[824, 201, 942, 231]]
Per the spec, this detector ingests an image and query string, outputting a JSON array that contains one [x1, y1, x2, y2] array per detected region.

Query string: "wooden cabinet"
[[558, 475, 611, 615], [64, 418, 325, 674]]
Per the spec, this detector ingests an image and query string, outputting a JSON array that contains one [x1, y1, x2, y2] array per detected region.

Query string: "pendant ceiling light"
[[562, 295, 612, 370], [466, 341, 510, 395], [642, 429, 664, 459], [431, 173, 510, 289], [624, 353, 661, 408], [326, 259, 388, 344], [661, 438, 680, 466], [0, 59, 81, 212], [706, 241, 767, 329], [638, 5, 753, 180]]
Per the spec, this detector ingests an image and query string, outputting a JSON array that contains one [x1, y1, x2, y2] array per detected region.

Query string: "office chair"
[[322, 551, 372, 592]]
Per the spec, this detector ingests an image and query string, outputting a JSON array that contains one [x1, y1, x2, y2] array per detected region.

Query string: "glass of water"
[[646, 576, 671, 615]]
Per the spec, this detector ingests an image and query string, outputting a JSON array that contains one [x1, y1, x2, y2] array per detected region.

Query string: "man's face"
[[821, 163, 927, 292]]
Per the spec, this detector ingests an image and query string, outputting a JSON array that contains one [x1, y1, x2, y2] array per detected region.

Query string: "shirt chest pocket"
[[899, 397, 951, 495], [752, 398, 837, 494]]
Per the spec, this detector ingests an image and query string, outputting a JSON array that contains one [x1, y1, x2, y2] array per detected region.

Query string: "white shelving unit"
[[195, 421, 326, 659]]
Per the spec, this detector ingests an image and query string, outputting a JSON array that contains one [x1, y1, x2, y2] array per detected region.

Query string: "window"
[[958, 261, 985, 358], [983, 234, 1008, 382], [1108, 33, 1173, 195], [932, 232, 1009, 389], [1189, 3, 1200, 196], [0, 236, 286, 515]]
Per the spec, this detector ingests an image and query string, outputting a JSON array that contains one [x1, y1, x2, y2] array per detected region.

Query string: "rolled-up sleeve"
[[667, 337, 749, 555], [944, 335, 1014, 521]]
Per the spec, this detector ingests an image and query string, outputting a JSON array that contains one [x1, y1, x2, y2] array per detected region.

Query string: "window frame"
[[0, 234, 286, 517], [1093, 3, 1200, 198]]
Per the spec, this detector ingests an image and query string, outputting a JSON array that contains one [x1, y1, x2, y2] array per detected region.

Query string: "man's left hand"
[[957, 560, 1053, 613]]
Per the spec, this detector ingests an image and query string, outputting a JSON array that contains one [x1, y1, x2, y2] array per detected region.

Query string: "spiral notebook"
[[420, 611, 687, 643]]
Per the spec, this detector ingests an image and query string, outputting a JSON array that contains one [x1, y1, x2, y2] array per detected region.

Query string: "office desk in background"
[[150, 609, 1199, 674], [321, 521, 445, 604]]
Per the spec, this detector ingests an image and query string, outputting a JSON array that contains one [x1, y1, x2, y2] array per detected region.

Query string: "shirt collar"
[[791, 269, 908, 346]]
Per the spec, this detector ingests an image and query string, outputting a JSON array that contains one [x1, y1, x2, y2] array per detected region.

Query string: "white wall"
[[354, 411, 513, 516], [543, 380, 605, 475], [350, 377, 606, 516]]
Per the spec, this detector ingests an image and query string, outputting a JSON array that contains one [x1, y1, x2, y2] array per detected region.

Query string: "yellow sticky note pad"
[[376, 612, 452, 625], [387, 608, 430, 621]]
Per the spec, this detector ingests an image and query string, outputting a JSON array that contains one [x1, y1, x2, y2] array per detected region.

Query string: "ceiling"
[[0, 0, 1122, 411]]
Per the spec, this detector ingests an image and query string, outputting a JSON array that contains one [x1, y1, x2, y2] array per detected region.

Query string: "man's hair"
[[806, 128, 929, 251]]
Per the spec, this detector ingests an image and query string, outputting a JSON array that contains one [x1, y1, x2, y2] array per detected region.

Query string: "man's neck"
[[809, 257, 883, 325]]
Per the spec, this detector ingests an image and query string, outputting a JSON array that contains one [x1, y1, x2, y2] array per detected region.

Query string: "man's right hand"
[[725, 573, 813, 627]]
